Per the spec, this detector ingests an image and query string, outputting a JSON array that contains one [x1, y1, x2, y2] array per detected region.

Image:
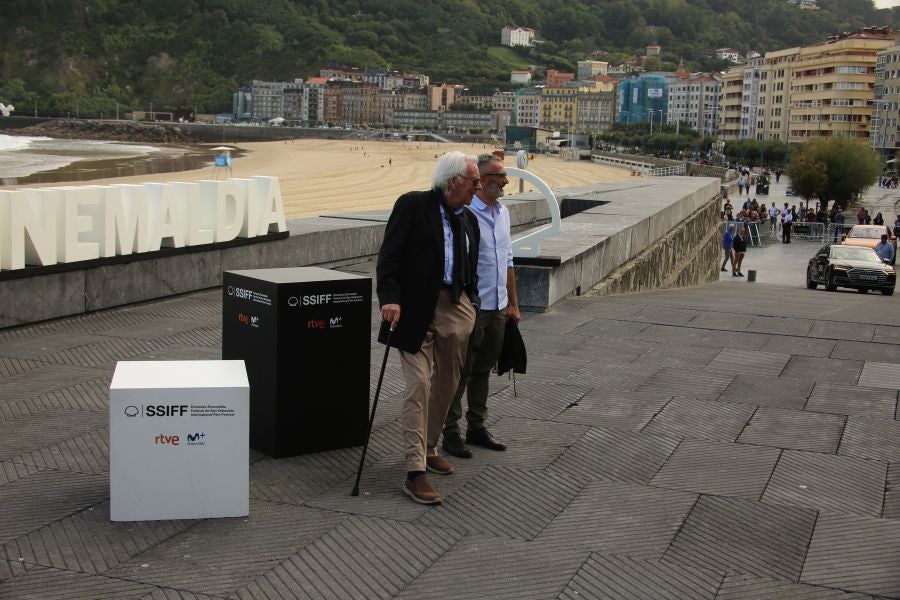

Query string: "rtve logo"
[[154, 434, 180, 445], [307, 319, 326, 329]]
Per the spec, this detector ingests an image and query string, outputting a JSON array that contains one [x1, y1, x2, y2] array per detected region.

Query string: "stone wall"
[[586, 198, 722, 297]]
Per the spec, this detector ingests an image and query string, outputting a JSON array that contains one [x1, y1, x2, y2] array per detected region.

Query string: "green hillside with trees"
[[1, 0, 897, 117]]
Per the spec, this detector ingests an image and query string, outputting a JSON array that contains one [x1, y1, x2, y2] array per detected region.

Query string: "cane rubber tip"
[[351, 488, 359, 497]]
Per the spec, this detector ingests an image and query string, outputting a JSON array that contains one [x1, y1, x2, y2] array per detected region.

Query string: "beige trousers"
[[399, 289, 476, 472]]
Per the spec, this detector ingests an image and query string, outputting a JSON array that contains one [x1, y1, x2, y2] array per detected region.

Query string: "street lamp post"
[[649, 108, 655, 135]]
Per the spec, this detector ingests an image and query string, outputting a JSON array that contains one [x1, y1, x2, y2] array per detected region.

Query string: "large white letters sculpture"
[[0, 176, 287, 271]]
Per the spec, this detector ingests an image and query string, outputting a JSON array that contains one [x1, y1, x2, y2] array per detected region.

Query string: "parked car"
[[806, 244, 895, 295], [841, 224, 896, 254]]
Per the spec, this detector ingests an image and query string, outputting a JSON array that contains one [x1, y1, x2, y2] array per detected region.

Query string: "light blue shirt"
[[875, 240, 895, 263], [470, 195, 513, 310], [439, 203, 468, 284]]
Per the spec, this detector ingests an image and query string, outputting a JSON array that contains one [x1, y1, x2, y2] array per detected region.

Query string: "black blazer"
[[376, 188, 480, 353]]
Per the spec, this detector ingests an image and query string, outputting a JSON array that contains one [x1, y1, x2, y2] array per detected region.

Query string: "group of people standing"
[[856, 207, 887, 225], [376, 151, 519, 505]]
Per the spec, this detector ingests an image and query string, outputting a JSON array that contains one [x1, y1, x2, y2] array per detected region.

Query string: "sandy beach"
[[2, 139, 632, 219]]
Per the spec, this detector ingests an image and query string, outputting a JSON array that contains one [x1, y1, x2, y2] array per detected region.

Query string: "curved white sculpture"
[[507, 165, 560, 258], [0, 103, 14, 117]]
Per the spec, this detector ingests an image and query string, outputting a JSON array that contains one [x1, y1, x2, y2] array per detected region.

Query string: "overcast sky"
[[875, 0, 900, 8]]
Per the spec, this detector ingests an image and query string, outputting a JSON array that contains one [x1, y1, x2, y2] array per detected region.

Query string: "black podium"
[[222, 267, 371, 457]]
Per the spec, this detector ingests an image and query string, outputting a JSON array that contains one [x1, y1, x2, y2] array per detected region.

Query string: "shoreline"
[[1, 139, 633, 219]]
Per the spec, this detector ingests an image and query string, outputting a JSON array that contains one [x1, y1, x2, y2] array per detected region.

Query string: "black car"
[[807, 244, 895, 295]]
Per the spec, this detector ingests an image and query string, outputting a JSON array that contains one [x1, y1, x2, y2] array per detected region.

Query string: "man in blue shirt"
[[721, 223, 735, 272], [443, 154, 521, 458], [875, 233, 895, 264]]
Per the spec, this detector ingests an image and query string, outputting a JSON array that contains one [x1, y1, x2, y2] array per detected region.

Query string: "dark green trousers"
[[443, 307, 507, 437]]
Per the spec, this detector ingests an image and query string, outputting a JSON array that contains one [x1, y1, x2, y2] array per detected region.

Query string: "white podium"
[[109, 360, 249, 521]]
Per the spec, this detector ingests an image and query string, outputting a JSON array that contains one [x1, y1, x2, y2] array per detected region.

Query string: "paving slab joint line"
[[636, 396, 676, 435], [390, 530, 469, 599], [557, 548, 596, 597], [658, 493, 702, 561], [878, 461, 890, 519], [795, 509, 820, 585], [756, 448, 785, 503], [734, 405, 762, 442]]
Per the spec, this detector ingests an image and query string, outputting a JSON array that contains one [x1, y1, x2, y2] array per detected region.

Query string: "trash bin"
[[747, 270, 757, 282], [720, 184, 729, 199], [222, 267, 371, 457]]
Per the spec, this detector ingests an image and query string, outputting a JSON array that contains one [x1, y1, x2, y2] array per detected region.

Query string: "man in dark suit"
[[376, 151, 481, 505]]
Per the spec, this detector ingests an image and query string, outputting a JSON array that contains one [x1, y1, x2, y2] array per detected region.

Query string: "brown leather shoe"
[[403, 475, 442, 505], [466, 428, 507, 451], [426, 455, 454, 475]]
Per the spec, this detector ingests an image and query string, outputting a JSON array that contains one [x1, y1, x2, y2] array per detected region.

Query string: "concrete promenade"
[[1, 183, 899, 598]]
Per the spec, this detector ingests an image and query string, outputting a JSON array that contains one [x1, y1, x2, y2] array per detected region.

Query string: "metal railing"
[[649, 164, 687, 177], [723, 220, 767, 248], [789, 222, 854, 243]]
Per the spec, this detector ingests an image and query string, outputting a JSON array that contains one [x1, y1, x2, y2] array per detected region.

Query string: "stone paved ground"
[[1, 216, 900, 598], [1, 272, 898, 599]]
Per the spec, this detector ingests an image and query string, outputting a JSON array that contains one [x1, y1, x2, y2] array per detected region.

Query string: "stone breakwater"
[[8, 120, 194, 144]]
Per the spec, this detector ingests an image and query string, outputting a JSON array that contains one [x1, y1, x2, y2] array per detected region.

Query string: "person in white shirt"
[[781, 202, 793, 243], [769, 204, 779, 234], [442, 154, 521, 458]]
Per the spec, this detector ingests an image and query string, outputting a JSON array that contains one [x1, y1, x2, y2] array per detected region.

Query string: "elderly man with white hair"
[[376, 151, 482, 505]]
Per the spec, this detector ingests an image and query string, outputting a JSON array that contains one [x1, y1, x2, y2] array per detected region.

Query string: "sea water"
[[0, 133, 160, 183]]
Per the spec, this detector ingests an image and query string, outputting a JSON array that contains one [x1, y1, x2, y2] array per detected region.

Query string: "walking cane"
[[351, 329, 392, 496]]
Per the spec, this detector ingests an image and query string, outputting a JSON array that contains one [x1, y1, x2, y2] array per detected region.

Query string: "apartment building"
[[303, 78, 326, 125], [618, 74, 669, 124], [249, 80, 286, 120], [282, 79, 305, 121], [427, 83, 463, 111], [741, 53, 764, 139], [758, 27, 893, 144], [546, 70, 575, 87], [540, 86, 577, 130], [575, 86, 617, 133], [577, 60, 609, 80], [514, 87, 542, 127], [667, 72, 722, 136], [718, 67, 743, 139], [541, 82, 616, 132], [872, 42, 900, 164]]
